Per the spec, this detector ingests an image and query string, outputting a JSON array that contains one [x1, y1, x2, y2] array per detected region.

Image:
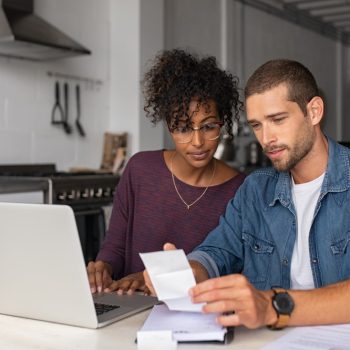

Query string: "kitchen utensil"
[[51, 81, 65, 128], [63, 82, 72, 134], [75, 84, 86, 137]]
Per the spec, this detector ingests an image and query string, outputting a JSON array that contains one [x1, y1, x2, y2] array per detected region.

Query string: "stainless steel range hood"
[[0, 0, 91, 61]]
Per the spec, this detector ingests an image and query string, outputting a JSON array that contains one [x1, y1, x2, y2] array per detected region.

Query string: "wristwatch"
[[269, 288, 295, 330]]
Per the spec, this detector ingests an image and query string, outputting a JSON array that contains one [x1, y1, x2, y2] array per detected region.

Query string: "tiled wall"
[[0, 0, 111, 171]]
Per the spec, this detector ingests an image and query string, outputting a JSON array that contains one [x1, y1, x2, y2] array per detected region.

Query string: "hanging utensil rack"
[[47, 71, 103, 88]]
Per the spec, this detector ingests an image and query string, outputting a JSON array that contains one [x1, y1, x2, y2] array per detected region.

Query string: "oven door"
[[75, 207, 108, 264]]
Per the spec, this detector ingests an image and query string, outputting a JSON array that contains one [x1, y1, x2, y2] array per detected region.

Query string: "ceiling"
[[240, 0, 350, 44]]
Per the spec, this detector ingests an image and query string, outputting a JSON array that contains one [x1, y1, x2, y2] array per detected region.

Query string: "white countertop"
[[0, 310, 289, 350]]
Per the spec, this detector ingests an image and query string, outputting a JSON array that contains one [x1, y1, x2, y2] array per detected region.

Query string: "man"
[[145, 59, 350, 329]]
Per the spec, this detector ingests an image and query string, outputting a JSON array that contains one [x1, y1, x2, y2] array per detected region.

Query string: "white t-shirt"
[[290, 173, 325, 290]]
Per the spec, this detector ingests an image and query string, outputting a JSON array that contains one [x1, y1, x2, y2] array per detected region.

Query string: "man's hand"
[[87, 260, 113, 293], [104, 272, 149, 295], [189, 274, 277, 329]]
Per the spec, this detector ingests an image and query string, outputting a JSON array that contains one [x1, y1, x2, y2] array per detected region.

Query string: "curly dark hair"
[[143, 49, 242, 138]]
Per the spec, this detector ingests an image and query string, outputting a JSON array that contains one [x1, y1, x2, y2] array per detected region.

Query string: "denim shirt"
[[188, 137, 350, 290]]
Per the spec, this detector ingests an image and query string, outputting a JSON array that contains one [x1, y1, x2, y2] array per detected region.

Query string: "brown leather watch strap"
[[273, 313, 290, 329]]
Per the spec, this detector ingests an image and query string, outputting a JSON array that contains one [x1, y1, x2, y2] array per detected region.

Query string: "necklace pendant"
[[170, 152, 217, 211]]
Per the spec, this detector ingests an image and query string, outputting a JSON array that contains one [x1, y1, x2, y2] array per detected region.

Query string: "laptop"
[[0, 202, 157, 328]]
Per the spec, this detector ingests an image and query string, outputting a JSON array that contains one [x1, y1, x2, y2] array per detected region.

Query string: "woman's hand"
[[87, 260, 113, 293], [105, 272, 149, 295]]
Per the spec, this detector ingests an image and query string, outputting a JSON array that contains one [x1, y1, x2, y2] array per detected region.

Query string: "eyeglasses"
[[170, 121, 223, 144]]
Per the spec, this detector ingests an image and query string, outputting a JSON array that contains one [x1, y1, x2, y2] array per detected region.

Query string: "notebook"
[[139, 304, 233, 344], [0, 202, 157, 329]]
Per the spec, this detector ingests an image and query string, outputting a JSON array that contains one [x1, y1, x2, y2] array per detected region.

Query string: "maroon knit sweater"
[[97, 150, 245, 279]]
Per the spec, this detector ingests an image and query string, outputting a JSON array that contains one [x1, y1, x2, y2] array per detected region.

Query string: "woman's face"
[[170, 99, 221, 169]]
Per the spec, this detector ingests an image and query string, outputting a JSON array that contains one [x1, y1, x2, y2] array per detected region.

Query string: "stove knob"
[[81, 188, 89, 199], [89, 188, 95, 198], [67, 190, 76, 200], [95, 188, 103, 198], [57, 192, 67, 201], [103, 187, 111, 197]]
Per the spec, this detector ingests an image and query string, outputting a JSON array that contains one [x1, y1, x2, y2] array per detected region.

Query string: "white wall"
[[109, 0, 140, 157], [139, 0, 165, 153], [0, 0, 111, 170], [109, 0, 164, 157]]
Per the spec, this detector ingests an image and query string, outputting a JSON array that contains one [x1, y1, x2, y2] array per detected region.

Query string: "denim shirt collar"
[[270, 135, 350, 207]]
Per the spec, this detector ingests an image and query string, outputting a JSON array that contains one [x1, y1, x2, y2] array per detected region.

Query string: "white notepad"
[[139, 304, 228, 343]]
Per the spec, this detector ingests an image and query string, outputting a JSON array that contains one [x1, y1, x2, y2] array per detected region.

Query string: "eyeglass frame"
[[169, 121, 224, 144]]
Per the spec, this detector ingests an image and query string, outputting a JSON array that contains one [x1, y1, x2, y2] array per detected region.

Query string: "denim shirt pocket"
[[330, 233, 350, 255], [242, 232, 275, 289], [330, 232, 350, 280]]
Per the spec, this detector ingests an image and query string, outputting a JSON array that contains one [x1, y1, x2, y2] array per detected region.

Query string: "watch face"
[[273, 292, 295, 315]]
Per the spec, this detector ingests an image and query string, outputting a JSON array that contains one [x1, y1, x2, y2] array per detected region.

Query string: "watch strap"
[[269, 288, 291, 330], [271, 312, 289, 329]]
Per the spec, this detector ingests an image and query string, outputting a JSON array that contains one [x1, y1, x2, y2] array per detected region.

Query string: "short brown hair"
[[244, 59, 319, 115]]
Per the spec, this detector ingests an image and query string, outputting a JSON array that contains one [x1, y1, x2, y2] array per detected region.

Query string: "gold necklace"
[[170, 152, 216, 210]]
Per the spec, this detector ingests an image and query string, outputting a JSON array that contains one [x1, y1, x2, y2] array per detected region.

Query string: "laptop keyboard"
[[94, 303, 120, 316]]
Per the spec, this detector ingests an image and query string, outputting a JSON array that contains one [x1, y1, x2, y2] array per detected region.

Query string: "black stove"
[[0, 163, 119, 208], [0, 163, 119, 263]]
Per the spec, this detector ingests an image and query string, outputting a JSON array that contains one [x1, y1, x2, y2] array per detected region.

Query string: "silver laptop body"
[[0, 202, 157, 328]]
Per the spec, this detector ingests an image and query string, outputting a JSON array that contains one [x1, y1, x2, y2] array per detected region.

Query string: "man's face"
[[246, 84, 315, 172]]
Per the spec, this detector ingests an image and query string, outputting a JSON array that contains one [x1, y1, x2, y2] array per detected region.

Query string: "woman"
[[87, 49, 245, 294]]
